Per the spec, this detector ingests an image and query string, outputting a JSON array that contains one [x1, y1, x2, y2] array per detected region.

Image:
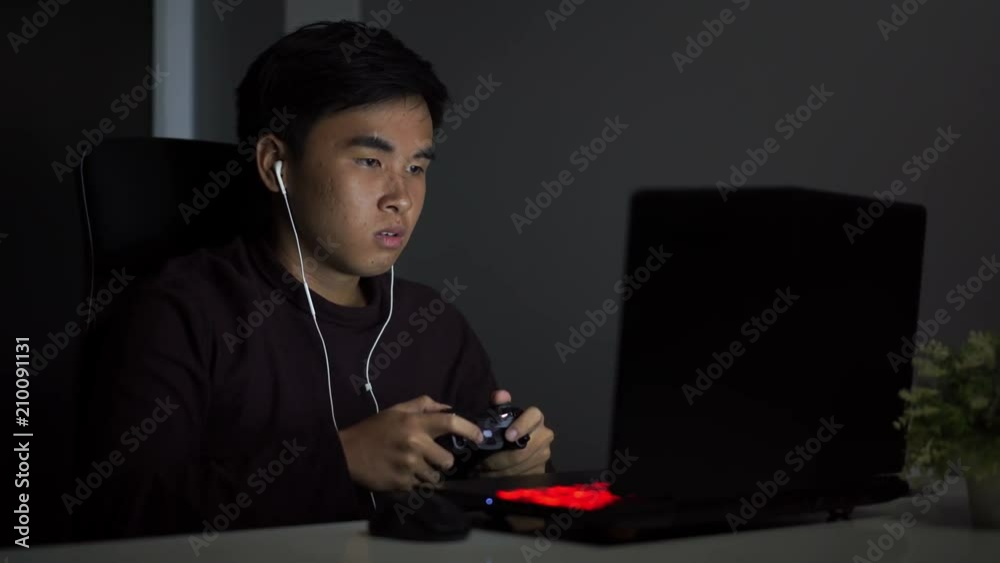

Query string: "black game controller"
[[436, 403, 530, 478]]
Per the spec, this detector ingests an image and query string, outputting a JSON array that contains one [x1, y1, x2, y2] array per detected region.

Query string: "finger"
[[480, 448, 530, 473], [415, 467, 443, 485], [402, 474, 421, 490], [492, 389, 512, 405], [423, 412, 484, 443], [389, 467, 420, 491], [412, 433, 456, 472], [412, 452, 445, 485], [481, 447, 551, 478], [396, 454, 439, 488], [479, 462, 545, 479], [480, 460, 547, 479], [395, 395, 452, 414], [505, 406, 543, 442], [483, 427, 554, 473]]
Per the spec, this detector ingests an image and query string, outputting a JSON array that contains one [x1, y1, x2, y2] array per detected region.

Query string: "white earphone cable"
[[362, 265, 393, 414], [274, 160, 389, 513], [275, 161, 339, 433]]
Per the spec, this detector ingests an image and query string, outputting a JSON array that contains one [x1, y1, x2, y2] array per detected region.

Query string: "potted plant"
[[893, 330, 1000, 528]]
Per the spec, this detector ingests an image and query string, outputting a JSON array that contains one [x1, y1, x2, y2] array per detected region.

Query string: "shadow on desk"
[[467, 508, 837, 545]]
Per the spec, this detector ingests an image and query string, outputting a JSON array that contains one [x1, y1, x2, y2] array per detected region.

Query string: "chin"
[[356, 255, 400, 278]]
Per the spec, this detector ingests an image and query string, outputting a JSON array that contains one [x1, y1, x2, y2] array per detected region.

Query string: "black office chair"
[[70, 138, 272, 539], [76, 137, 271, 293], [73, 136, 271, 368]]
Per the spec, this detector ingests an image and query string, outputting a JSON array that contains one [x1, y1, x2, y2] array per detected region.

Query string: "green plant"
[[894, 331, 1000, 483]]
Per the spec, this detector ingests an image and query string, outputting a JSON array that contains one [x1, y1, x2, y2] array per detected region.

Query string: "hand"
[[477, 389, 554, 477], [338, 395, 483, 491]]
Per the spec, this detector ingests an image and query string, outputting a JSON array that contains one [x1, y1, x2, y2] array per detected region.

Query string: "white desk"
[[5, 487, 998, 562]]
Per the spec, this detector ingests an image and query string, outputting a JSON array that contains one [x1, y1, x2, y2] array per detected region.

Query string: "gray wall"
[[286, 0, 359, 33], [370, 0, 1000, 471], [192, 0, 286, 143], [154, 0, 359, 143]]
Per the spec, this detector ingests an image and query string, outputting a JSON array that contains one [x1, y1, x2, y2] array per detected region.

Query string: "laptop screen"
[[610, 187, 926, 500]]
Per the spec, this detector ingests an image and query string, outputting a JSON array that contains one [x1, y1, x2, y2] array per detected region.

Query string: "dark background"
[[2, 0, 997, 546]]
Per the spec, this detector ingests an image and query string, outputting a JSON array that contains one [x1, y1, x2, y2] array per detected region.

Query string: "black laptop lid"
[[609, 187, 926, 501]]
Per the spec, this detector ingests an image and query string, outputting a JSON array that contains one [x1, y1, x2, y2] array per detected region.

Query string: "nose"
[[379, 175, 412, 214]]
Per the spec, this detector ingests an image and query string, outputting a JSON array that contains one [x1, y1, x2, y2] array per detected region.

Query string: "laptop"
[[440, 186, 926, 541]]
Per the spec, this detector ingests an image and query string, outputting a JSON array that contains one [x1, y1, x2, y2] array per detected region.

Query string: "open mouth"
[[375, 227, 406, 249]]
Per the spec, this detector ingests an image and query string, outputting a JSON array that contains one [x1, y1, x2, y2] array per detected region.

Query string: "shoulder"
[[109, 237, 265, 331], [154, 236, 258, 293]]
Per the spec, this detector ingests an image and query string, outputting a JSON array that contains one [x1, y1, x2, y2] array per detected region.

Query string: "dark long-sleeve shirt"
[[75, 235, 498, 539]]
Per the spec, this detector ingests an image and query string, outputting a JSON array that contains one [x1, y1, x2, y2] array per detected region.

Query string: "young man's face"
[[276, 95, 434, 278]]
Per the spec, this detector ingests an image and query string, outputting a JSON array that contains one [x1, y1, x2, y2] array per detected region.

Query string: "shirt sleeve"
[[73, 280, 359, 540]]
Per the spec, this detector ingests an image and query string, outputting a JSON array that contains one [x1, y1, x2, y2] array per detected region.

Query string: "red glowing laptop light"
[[495, 482, 621, 511]]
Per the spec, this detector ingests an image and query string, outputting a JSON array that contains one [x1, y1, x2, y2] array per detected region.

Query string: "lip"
[[374, 225, 407, 249]]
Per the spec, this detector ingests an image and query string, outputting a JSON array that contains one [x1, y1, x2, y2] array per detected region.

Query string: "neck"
[[269, 225, 367, 307]]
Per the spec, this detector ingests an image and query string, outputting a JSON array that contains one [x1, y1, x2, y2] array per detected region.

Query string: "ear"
[[255, 134, 288, 194]]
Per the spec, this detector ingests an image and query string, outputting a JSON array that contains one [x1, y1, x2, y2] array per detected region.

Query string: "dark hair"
[[236, 20, 449, 160]]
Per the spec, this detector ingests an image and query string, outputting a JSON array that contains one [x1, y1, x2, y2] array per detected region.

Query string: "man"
[[78, 20, 554, 539]]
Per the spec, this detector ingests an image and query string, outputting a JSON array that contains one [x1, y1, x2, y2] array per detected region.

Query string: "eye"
[[357, 158, 381, 168], [408, 164, 425, 175]]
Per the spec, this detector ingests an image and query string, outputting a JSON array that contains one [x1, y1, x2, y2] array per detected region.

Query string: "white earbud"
[[275, 160, 286, 194]]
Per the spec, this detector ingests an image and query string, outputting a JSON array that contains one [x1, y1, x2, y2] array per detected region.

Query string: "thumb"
[[396, 394, 451, 414], [492, 389, 512, 405]]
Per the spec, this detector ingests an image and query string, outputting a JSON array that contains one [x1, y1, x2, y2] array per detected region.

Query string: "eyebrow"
[[345, 135, 436, 161]]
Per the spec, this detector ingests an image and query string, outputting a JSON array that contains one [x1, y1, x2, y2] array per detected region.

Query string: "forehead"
[[307, 96, 434, 146]]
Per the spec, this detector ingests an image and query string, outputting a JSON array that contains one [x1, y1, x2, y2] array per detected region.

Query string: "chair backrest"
[[76, 137, 271, 294], [70, 136, 272, 468]]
